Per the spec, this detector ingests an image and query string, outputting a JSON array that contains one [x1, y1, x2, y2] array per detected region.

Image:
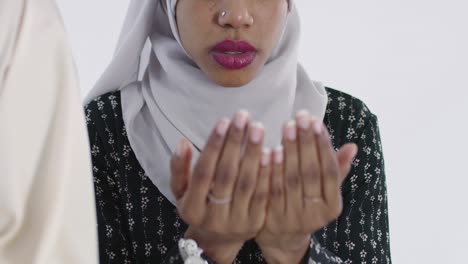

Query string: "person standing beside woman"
[[84, 0, 391, 263], [1, 0, 98, 263]]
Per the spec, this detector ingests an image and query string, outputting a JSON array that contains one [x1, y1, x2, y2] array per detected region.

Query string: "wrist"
[[259, 235, 311, 264], [184, 227, 243, 264]]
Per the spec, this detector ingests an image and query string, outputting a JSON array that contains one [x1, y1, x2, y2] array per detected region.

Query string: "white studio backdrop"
[[57, 0, 468, 263]]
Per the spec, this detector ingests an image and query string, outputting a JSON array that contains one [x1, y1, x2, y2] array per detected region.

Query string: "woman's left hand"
[[255, 110, 358, 264]]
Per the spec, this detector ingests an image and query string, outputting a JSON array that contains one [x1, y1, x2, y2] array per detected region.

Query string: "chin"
[[210, 72, 256, 88]]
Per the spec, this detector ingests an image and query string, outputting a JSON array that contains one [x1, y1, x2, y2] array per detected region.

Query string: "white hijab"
[[85, 0, 328, 205]]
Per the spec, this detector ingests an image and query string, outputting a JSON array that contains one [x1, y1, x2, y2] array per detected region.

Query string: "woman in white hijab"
[[0, 0, 98, 263], [85, 0, 391, 263]]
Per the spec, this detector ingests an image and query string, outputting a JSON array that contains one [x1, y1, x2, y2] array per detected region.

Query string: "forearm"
[[259, 235, 311, 264]]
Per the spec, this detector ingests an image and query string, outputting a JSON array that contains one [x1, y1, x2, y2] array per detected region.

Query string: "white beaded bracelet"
[[178, 238, 208, 264]]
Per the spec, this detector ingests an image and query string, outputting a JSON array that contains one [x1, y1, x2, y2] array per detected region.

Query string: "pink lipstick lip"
[[211, 40, 257, 53], [210, 40, 257, 70]]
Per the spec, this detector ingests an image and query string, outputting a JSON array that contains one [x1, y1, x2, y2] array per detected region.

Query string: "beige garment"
[[0, 0, 98, 263]]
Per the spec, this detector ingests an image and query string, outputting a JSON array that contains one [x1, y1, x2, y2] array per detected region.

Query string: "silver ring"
[[220, 11, 227, 17], [208, 193, 232, 205]]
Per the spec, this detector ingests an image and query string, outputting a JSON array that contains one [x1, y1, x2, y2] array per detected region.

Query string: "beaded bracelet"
[[178, 238, 208, 264]]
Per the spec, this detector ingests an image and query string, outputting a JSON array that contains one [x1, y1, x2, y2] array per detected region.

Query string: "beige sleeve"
[[0, 0, 98, 263]]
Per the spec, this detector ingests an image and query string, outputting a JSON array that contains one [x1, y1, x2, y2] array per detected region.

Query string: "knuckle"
[[252, 191, 268, 203], [286, 173, 301, 188], [237, 177, 253, 193], [271, 186, 284, 199], [304, 163, 320, 180], [193, 164, 210, 181], [216, 168, 236, 186]]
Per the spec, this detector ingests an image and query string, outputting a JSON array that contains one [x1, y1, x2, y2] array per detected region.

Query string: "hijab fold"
[[85, 0, 328, 205]]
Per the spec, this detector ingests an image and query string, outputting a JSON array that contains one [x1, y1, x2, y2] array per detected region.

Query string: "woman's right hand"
[[170, 111, 272, 264]]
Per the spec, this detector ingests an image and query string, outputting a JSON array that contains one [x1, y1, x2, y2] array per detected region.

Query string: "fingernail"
[[235, 110, 249, 130], [312, 118, 323, 134], [176, 139, 186, 158], [216, 118, 230, 137], [261, 148, 271, 167], [284, 121, 297, 141], [273, 145, 284, 164], [250, 122, 264, 144], [296, 110, 310, 130]]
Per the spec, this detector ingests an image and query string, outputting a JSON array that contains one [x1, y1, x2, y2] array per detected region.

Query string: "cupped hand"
[[255, 110, 358, 264], [170, 110, 272, 264]]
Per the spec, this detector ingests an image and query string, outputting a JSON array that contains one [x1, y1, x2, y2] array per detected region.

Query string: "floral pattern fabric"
[[85, 87, 391, 263]]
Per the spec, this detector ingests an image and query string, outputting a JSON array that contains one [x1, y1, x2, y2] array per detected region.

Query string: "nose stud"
[[219, 10, 254, 25]]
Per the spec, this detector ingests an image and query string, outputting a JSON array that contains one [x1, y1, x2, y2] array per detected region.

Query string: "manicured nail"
[[235, 110, 249, 130], [216, 118, 230, 137], [312, 118, 323, 134], [176, 139, 186, 158], [285, 121, 297, 141], [261, 148, 271, 167], [296, 110, 310, 130], [273, 145, 284, 164], [250, 122, 264, 144]]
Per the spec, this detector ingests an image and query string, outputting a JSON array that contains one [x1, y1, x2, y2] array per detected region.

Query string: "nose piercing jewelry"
[[221, 11, 227, 17]]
